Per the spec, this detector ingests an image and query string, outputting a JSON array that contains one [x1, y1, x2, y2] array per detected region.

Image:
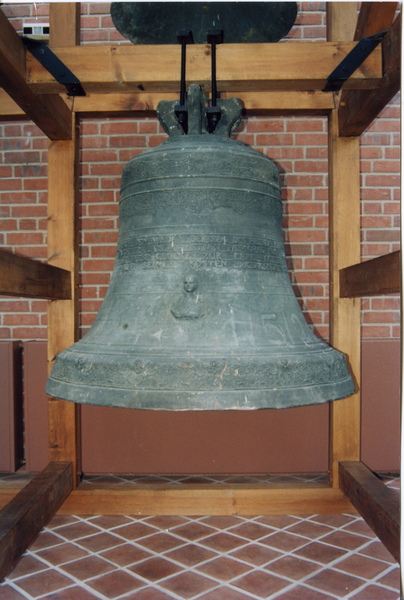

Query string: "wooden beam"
[[0, 249, 71, 300], [339, 10, 401, 136], [339, 461, 399, 562], [0, 9, 72, 140], [0, 89, 335, 119], [49, 2, 80, 47], [46, 4, 81, 490], [0, 462, 72, 582], [0, 483, 355, 516], [328, 3, 361, 490], [25, 42, 382, 95], [354, 2, 398, 40], [340, 251, 400, 298]]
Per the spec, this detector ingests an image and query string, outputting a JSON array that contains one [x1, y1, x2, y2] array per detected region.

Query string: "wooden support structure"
[[339, 461, 400, 562], [0, 462, 72, 582], [0, 249, 71, 300], [0, 0, 401, 570], [46, 3, 81, 489], [0, 9, 72, 140], [327, 2, 362, 490], [340, 251, 401, 298]]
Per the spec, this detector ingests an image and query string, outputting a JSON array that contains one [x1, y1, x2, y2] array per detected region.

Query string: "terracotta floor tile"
[[6, 554, 47, 580], [160, 571, 217, 599], [137, 532, 185, 553], [100, 543, 152, 567], [87, 570, 145, 598], [46, 515, 80, 529], [260, 531, 309, 552], [334, 553, 390, 579], [293, 541, 346, 564], [307, 568, 364, 597], [39, 586, 100, 599], [230, 543, 282, 566], [75, 532, 124, 553], [0, 585, 28, 599], [275, 584, 336, 600], [198, 586, 258, 599], [197, 556, 252, 581], [343, 519, 377, 538], [266, 555, 321, 580], [320, 530, 369, 551], [171, 521, 217, 541], [255, 515, 300, 529], [129, 556, 182, 581], [200, 516, 244, 530], [229, 521, 274, 541], [359, 540, 396, 563], [89, 515, 133, 529], [144, 516, 188, 529], [377, 567, 401, 590], [29, 531, 65, 551], [166, 543, 217, 566], [309, 514, 357, 528], [124, 588, 174, 600], [113, 522, 158, 541], [13, 569, 74, 597], [200, 532, 248, 552], [52, 521, 101, 541], [233, 569, 290, 597], [36, 542, 90, 566], [60, 555, 116, 580], [286, 520, 333, 540], [349, 584, 400, 600]]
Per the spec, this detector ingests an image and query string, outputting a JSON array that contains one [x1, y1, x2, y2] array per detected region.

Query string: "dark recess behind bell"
[[110, 2, 297, 45]]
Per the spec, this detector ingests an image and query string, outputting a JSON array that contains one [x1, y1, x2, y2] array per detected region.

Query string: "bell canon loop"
[[46, 85, 355, 410]]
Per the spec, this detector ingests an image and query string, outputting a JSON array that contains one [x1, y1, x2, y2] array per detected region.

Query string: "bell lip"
[[45, 378, 356, 411]]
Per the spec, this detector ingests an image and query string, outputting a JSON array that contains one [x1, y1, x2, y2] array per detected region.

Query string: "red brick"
[[101, 122, 139, 135], [365, 175, 400, 187], [0, 220, 17, 231], [361, 216, 392, 228], [256, 134, 294, 146], [304, 257, 328, 270], [371, 297, 400, 310], [286, 202, 324, 214], [109, 135, 147, 148], [306, 148, 327, 159], [295, 133, 327, 145], [84, 232, 119, 244], [139, 121, 159, 134], [0, 180, 22, 191], [0, 300, 30, 312], [283, 216, 314, 228], [288, 230, 326, 243], [365, 230, 400, 242], [3, 315, 39, 326], [82, 30, 109, 42], [286, 119, 324, 132], [13, 327, 46, 339], [82, 149, 118, 162], [373, 160, 400, 172], [247, 120, 284, 132], [82, 136, 108, 149], [294, 160, 327, 173], [82, 259, 115, 272], [91, 164, 123, 176], [90, 246, 117, 258], [80, 218, 116, 230], [82, 191, 115, 203], [6, 233, 43, 245]]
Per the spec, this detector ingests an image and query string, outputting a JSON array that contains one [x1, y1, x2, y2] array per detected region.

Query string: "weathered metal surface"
[[46, 85, 355, 410], [111, 2, 298, 45]]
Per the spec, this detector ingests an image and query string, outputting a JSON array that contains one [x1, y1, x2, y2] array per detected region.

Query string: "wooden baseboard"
[[1, 482, 355, 516]]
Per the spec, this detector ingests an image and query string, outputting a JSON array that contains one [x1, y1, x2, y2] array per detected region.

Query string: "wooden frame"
[[0, 1, 400, 578]]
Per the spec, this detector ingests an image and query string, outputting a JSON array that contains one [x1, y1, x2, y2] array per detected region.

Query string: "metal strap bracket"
[[323, 30, 387, 93], [21, 37, 86, 97]]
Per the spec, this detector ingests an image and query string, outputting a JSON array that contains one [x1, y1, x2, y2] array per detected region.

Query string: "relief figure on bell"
[[171, 275, 205, 320]]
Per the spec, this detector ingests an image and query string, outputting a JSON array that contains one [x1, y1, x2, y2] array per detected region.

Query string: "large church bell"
[[46, 8, 355, 410]]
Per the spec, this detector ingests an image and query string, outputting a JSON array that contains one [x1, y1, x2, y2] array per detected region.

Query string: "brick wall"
[[0, 2, 400, 342]]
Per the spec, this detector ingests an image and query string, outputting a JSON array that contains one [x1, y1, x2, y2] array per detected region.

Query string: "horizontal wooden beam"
[[339, 12, 401, 136], [0, 482, 355, 516], [339, 461, 399, 562], [0, 461, 72, 582], [0, 89, 335, 119], [26, 42, 382, 95], [0, 9, 72, 139], [339, 251, 400, 298], [0, 249, 71, 299]]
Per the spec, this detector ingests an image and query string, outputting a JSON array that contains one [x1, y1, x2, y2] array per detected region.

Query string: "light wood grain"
[[25, 42, 382, 95], [327, 4, 361, 489], [0, 9, 72, 139]]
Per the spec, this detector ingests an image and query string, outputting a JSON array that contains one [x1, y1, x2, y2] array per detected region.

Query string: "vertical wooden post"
[[47, 3, 81, 487], [327, 3, 361, 487]]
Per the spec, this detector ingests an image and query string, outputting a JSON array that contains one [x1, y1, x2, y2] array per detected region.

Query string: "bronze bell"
[[46, 85, 355, 410]]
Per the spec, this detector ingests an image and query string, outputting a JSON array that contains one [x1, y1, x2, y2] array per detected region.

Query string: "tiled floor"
[[0, 474, 400, 600]]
